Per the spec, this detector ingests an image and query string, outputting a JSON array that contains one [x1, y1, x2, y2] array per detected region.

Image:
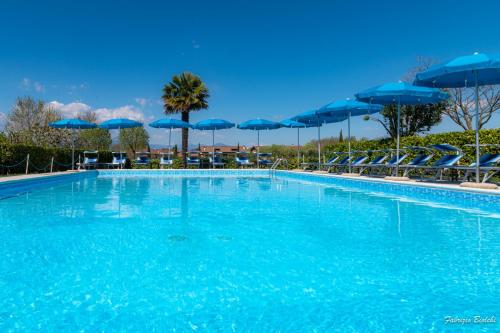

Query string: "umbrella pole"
[[71, 128, 75, 170], [257, 130, 260, 169], [212, 129, 215, 169], [396, 101, 401, 176], [168, 128, 172, 168], [297, 128, 300, 167], [317, 119, 321, 170], [118, 126, 122, 169], [348, 110, 351, 174], [474, 71, 480, 183]]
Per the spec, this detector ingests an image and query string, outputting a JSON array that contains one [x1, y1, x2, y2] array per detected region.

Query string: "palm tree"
[[162, 72, 209, 164]]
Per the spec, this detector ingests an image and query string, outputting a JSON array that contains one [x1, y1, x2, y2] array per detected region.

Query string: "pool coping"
[[0, 169, 498, 197], [278, 170, 500, 196], [0, 171, 93, 184]]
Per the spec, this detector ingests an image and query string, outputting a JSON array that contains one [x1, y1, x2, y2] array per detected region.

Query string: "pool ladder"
[[269, 158, 287, 176]]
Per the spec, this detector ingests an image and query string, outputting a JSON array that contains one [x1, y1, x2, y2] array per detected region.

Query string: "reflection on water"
[[0, 175, 498, 332]]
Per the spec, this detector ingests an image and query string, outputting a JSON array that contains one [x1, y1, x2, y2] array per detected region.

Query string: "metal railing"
[[0, 154, 74, 175], [269, 158, 288, 176]]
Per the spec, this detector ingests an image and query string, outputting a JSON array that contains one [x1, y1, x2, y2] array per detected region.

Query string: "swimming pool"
[[0, 171, 498, 331]]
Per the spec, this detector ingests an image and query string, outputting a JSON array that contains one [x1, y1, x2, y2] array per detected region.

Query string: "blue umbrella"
[[292, 110, 348, 170], [150, 118, 191, 161], [318, 99, 383, 173], [50, 118, 97, 129], [99, 118, 143, 130], [356, 82, 449, 176], [100, 118, 143, 168], [49, 118, 97, 170], [193, 119, 235, 169], [415, 52, 500, 183], [238, 119, 281, 168], [280, 119, 314, 166]]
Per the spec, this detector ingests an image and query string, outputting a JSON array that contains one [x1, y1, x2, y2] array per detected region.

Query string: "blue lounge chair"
[[236, 152, 254, 168], [186, 152, 201, 168], [327, 155, 350, 172], [356, 150, 390, 174], [135, 152, 151, 166], [159, 152, 174, 169], [335, 153, 369, 173], [258, 153, 273, 167], [381, 151, 409, 176], [110, 152, 127, 169], [455, 148, 500, 183], [408, 144, 463, 180], [321, 152, 344, 169], [79, 150, 98, 169], [402, 146, 434, 177], [209, 153, 225, 168]]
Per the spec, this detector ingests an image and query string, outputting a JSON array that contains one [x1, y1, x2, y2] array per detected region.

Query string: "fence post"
[[25, 154, 30, 174], [50, 157, 54, 173]]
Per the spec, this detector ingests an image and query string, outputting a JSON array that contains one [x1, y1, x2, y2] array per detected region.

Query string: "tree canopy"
[[162, 72, 209, 164], [119, 127, 149, 156], [5, 96, 70, 147]]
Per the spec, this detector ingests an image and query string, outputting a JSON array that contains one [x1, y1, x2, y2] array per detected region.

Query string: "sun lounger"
[[406, 144, 463, 180], [377, 151, 408, 176], [334, 154, 369, 173], [258, 153, 273, 167], [356, 150, 390, 174], [186, 152, 201, 167], [78, 150, 99, 169], [236, 152, 254, 168], [109, 152, 127, 169], [320, 152, 345, 169], [327, 155, 350, 172], [402, 146, 434, 177], [135, 152, 151, 166], [455, 152, 500, 183], [209, 153, 225, 168], [159, 152, 173, 168]]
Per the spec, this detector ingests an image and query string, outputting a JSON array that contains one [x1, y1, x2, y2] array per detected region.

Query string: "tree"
[[445, 85, 500, 130], [5, 96, 70, 146], [373, 58, 444, 139], [119, 127, 149, 157], [162, 72, 209, 164], [376, 103, 445, 139], [339, 129, 343, 142], [77, 111, 112, 150]]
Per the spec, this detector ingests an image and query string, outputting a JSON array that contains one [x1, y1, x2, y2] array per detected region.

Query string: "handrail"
[[269, 158, 287, 176]]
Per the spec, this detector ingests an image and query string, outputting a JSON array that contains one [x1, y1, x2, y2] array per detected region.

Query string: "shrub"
[[0, 143, 112, 175]]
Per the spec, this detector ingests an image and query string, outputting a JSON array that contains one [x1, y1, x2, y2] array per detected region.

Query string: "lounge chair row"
[[304, 144, 500, 183], [185, 152, 273, 168], [77, 151, 276, 169]]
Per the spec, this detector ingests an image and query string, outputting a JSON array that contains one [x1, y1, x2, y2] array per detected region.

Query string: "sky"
[[0, 0, 499, 148]]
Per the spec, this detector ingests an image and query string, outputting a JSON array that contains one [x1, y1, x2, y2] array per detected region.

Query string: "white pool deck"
[[1, 169, 499, 196]]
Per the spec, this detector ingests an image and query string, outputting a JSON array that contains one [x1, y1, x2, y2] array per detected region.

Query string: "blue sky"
[[0, 0, 498, 147]]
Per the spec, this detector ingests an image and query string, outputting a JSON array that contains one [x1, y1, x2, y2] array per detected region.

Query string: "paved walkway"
[[0, 171, 83, 183]]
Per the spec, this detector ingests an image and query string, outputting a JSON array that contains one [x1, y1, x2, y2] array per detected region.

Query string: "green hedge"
[[0, 142, 112, 175], [261, 129, 500, 167], [1, 129, 498, 174]]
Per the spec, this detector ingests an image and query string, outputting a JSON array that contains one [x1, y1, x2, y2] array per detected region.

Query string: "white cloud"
[[94, 105, 144, 122], [49, 101, 145, 123], [134, 97, 149, 106], [34, 82, 45, 92], [21, 78, 30, 88], [20, 78, 45, 92], [48, 101, 91, 118]]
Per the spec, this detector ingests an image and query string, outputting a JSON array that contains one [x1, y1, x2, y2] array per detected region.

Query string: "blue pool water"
[[0, 174, 498, 332]]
